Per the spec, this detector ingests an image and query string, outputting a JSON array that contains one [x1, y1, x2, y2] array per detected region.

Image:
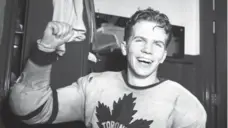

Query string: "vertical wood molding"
[[215, 0, 227, 127], [0, 0, 18, 97], [0, 0, 6, 97], [0, 0, 6, 45], [200, 0, 227, 128], [0, 0, 6, 127], [199, 0, 216, 128], [0, 0, 16, 127]]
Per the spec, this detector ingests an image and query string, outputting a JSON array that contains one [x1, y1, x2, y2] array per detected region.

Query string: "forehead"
[[131, 21, 168, 42]]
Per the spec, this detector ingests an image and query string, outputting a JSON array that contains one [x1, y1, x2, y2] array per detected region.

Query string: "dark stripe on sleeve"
[[30, 44, 58, 66], [46, 88, 59, 124], [17, 101, 47, 120]]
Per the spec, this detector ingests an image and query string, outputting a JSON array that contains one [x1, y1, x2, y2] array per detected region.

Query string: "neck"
[[127, 69, 159, 87]]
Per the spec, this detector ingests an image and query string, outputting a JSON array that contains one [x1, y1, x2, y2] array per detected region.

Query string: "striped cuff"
[[16, 89, 59, 124], [46, 88, 59, 124], [17, 101, 48, 121]]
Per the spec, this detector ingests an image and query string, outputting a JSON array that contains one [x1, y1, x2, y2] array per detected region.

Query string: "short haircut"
[[124, 8, 172, 47]]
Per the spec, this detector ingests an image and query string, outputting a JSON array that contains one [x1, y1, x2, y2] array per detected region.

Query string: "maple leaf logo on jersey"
[[96, 93, 153, 128]]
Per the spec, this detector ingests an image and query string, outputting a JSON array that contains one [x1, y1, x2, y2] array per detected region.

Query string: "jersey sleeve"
[[9, 47, 90, 124]]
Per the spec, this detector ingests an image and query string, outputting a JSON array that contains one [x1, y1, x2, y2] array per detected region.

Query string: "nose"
[[141, 42, 152, 54]]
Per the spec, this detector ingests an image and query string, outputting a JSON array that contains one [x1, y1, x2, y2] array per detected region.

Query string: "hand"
[[39, 21, 74, 51]]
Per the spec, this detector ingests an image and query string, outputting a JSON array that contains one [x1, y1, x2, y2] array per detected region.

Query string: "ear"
[[120, 41, 127, 56], [159, 50, 167, 63]]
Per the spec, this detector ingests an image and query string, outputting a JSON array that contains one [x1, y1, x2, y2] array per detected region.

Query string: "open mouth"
[[137, 57, 153, 64]]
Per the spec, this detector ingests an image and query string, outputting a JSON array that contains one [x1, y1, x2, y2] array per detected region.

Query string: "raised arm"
[[9, 22, 87, 124]]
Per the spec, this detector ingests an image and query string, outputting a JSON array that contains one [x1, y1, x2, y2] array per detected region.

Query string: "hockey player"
[[9, 8, 207, 128]]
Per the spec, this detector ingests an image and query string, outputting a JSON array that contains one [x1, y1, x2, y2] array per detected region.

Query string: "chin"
[[133, 69, 155, 78]]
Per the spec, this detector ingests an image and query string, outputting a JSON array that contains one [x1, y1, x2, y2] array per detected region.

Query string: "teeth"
[[137, 58, 152, 63]]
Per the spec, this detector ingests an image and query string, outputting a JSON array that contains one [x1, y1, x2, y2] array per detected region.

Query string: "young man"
[[9, 8, 207, 128]]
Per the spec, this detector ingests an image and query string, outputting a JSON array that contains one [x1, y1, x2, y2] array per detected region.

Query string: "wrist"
[[37, 39, 56, 53], [30, 43, 58, 66]]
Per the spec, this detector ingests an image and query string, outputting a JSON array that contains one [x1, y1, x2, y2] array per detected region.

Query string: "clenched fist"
[[38, 21, 74, 52]]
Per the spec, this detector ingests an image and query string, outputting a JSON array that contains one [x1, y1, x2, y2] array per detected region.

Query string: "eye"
[[154, 41, 164, 48], [135, 38, 144, 42]]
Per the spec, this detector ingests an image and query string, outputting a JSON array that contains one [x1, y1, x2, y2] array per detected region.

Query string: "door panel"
[[200, 0, 227, 128], [215, 0, 227, 127], [0, 0, 18, 98]]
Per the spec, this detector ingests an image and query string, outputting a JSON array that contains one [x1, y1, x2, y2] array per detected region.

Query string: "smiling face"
[[121, 21, 168, 78]]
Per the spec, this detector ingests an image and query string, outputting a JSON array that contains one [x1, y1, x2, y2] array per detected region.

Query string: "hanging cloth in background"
[[52, 0, 87, 56]]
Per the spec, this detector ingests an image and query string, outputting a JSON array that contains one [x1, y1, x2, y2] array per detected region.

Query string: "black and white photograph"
[[0, 0, 226, 128]]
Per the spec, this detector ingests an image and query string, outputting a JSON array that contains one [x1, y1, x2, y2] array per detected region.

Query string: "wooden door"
[[200, 0, 227, 128], [214, 0, 227, 127]]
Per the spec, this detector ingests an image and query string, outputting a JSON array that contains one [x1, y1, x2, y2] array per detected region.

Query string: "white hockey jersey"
[[9, 55, 207, 128]]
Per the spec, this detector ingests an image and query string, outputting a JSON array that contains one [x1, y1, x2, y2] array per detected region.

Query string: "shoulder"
[[166, 80, 205, 108], [162, 80, 201, 103], [79, 71, 119, 80], [169, 80, 207, 127], [165, 80, 207, 125], [161, 79, 206, 114], [77, 71, 122, 89], [87, 71, 121, 82]]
